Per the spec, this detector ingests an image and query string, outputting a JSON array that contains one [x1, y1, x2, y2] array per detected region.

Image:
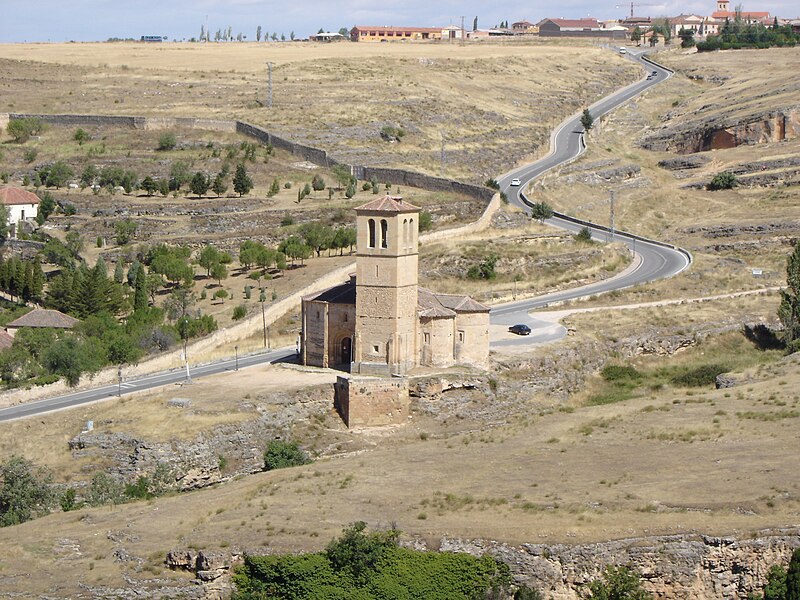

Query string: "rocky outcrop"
[[435, 530, 800, 600], [657, 155, 710, 171], [641, 107, 800, 154]]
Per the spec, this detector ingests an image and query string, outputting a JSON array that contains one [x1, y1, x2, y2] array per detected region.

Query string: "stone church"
[[301, 195, 489, 376]]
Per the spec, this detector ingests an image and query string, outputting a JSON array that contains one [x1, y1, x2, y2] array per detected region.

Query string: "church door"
[[340, 337, 352, 364]]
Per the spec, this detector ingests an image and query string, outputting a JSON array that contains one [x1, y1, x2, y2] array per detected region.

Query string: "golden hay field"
[[0, 40, 640, 182]]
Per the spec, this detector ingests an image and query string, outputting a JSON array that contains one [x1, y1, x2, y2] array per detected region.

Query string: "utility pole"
[[266, 62, 273, 108], [609, 190, 616, 243], [460, 15, 465, 44], [260, 289, 267, 347], [440, 131, 445, 177]]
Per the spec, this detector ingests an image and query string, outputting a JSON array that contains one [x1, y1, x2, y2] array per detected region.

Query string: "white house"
[[0, 187, 39, 237]]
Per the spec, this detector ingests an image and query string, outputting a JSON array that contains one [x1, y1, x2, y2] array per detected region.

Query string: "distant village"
[[308, 0, 799, 43]]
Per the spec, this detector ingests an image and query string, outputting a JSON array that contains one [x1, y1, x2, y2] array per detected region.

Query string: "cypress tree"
[[30, 257, 45, 300], [114, 260, 125, 284], [22, 261, 34, 301], [788, 548, 800, 600], [133, 264, 148, 313]]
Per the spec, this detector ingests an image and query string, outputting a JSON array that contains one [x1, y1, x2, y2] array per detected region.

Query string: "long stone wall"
[[2, 113, 494, 206]]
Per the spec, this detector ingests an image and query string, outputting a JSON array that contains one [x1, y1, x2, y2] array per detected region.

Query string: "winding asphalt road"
[[491, 49, 691, 348], [0, 48, 691, 420]]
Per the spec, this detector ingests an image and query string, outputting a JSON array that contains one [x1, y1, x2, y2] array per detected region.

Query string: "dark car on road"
[[509, 324, 531, 335]]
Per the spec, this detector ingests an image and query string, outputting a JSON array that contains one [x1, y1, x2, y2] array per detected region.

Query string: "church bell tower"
[[351, 196, 420, 376]]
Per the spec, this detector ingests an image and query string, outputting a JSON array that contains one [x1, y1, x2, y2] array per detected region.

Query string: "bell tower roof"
[[354, 195, 420, 214]]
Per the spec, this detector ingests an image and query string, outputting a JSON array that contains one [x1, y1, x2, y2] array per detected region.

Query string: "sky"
[[1, 0, 797, 43]]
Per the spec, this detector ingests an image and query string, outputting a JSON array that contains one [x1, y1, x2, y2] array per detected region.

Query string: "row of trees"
[[0, 455, 174, 527], [0, 256, 45, 303], [698, 20, 798, 51]]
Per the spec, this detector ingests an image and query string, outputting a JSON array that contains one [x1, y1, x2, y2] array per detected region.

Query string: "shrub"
[[707, 171, 737, 191], [7, 117, 44, 143], [601, 364, 642, 383], [467, 255, 498, 280], [485, 178, 500, 189], [418, 211, 433, 232], [586, 565, 652, 599], [23, 148, 38, 163], [283, 181, 291, 189], [281, 214, 295, 226], [575, 226, 593, 243], [362, 181, 372, 191], [669, 363, 729, 388], [311, 174, 325, 191], [74, 128, 91, 144], [530, 201, 554, 222], [263, 440, 311, 471], [157, 132, 177, 151], [232, 304, 247, 320]]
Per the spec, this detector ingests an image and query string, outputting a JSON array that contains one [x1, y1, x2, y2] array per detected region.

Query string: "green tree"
[[198, 245, 221, 278], [575, 226, 593, 243], [530, 201, 555, 222], [190, 171, 211, 197], [115, 218, 138, 245], [631, 26, 642, 45], [73, 128, 91, 144], [762, 564, 787, 600], [212, 173, 228, 197], [0, 456, 55, 527], [345, 179, 356, 199], [210, 261, 228, 286], [45, 161, 74, 189], [80, 164, 98, 188], [233, 164, 253, 197], [586, 565, 653, 600], [263, 440, 311, 471], [678, 27, 696, 47], [86, 472, 126, 507], [581, 109, 594, 131], [300, 222, 334, 257], [113, 260, 125, 284], [268, 177, 280, 197], [256, 25, 262, 41], [140, 175, 158, 196], [6, 117, 43, 143], [325, 521, 399, 585], [133, 263, 149, 313], [787, 545, 800, 600], [232, 304, 247, 320], [169, 160, 192, 190], [419, 211, 433, 232], [35, 191, 56, 225], [311, 174, 326, 191]]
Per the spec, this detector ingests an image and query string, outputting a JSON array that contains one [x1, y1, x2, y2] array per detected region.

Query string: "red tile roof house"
[[0, 186, 39, 238], [5, 308, 80, 338]]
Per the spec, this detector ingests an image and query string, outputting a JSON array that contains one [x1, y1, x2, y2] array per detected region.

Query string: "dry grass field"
[[0, 40, 640, 182], [529, 46, 800, 306], [0, 41, 799, 597]]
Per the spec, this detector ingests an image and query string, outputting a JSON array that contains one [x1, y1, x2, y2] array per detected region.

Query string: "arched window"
[[381, 219, 388, 248], [403, 218, 408, 247], [368, 218, 376, 248], [409, 218, 414, 244]]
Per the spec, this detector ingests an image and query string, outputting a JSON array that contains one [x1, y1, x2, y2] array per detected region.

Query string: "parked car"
[[509, 323, 531, 335], [619, 46, 627, 54], [510, 178, 521, 186]]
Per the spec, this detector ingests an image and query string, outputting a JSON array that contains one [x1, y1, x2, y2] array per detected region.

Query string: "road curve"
[[0, 348, 295, 422], [0, 50, 690, 420], [491, 50, 691, 347]]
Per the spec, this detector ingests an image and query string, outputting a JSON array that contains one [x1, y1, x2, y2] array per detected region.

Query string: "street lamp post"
[[117, 366, 122, 397], [259, 289, 267, 348], [235, 345, 239, 371]]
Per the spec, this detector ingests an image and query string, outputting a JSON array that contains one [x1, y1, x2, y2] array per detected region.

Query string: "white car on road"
[[510, 178, 521, 186]]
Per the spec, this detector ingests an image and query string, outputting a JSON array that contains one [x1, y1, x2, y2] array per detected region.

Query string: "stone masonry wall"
[[334, 376, 410, 428]]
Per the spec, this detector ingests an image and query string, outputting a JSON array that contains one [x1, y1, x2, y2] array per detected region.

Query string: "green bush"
[[707, 171, 738, 191], [586, 565, 653, 600], [232, 304, 247, 320], [575, 226, 593, 243], [601, 365, 642, 383], [6, 117, 44, 143], [232, 522, 517, 600], [263, 440, 311, 471], [669, 363, 729, 387], [157, 132, 177, 151]]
